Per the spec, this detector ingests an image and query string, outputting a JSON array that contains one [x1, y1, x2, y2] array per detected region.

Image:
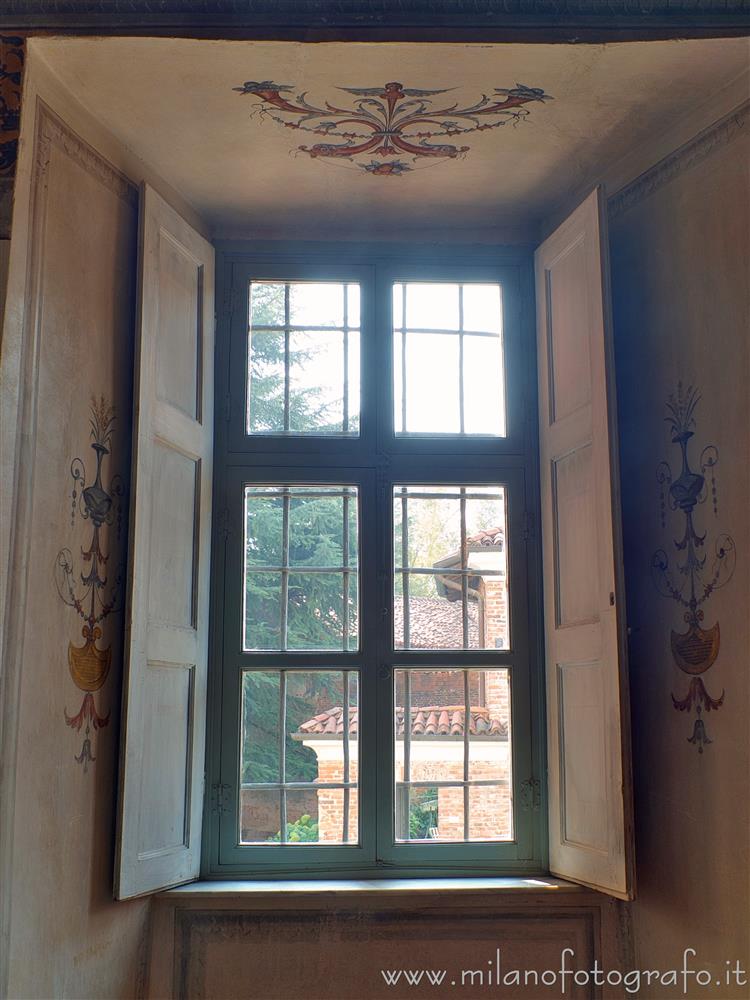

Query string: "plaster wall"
[[610, 105, 750, 996], [0, 49, 209, 1000]]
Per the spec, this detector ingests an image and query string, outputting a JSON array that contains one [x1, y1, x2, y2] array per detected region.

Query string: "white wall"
[[610, 103, 749, 996]]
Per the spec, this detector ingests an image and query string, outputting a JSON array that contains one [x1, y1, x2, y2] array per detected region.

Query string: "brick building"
[[295, 525, 511, 842]]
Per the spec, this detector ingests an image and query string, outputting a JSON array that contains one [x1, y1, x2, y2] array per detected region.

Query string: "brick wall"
[[317, 756, 359, 843]]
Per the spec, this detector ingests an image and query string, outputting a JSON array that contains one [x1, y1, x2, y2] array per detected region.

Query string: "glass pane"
[[393, 280, 505, 437], [346, 283, 360, 329], [248, 329, 286, 434], [347, 330, 361, 435], [241, 672, 281, 784], [286, 573, 358, 651], [463, 335, 505, 436], [247, 280, 360, 436], [404, 282, 459, 330], [393, 485, 509, 650], [462, 284, 502, 333], [288, 330, 345, 433], [240, 670, 360, 846], [239, 788, 281, 844], [244, 486, 359, 652], [250, 281, 285, 327], [245, 495, 283, 567], [244, 572, 281, 651], [394, 668, 512, 843], [404, 332, 460, 434], [290, 282, 344, 327]]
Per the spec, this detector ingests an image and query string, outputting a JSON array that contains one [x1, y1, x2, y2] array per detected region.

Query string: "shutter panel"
[[115, 185, 214, 899], [535, 188, 634, 899]]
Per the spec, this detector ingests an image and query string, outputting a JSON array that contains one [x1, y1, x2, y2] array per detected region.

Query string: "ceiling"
[[34, 36, 749, 240]]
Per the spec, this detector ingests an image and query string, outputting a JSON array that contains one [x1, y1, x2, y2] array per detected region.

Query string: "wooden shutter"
[[115, 185, 214, 899], [535, 188, 634, 899]]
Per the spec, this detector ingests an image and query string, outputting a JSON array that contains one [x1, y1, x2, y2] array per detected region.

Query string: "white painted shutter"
[[116, 185, 214, 899], [535, 188, 634, 899]]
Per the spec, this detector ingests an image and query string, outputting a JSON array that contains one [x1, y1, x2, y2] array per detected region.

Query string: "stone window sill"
[[160, 875, 584, 900]]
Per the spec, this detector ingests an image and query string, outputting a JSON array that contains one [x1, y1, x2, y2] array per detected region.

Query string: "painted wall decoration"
[[0, 35, 24, 176], [54, 397, 126, 770], [651, 383, 736, 752], [234, 79, 553, 175]]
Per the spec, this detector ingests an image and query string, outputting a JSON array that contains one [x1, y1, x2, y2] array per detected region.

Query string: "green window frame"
[[203, 243, 546, 878]]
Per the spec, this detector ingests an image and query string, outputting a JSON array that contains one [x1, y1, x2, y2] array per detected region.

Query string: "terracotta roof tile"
[[295, 705, 507, 740], [394, 595, 479, 649], [466, 525, 504, 548]]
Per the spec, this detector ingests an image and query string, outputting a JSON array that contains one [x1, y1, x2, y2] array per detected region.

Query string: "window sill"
[[160, 875, 583, 900]]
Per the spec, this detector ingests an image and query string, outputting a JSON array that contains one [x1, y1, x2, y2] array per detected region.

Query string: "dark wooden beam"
[[0, 1, 747, 39]]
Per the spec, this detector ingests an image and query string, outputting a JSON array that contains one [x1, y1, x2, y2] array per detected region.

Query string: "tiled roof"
[[466, 525, 504, 548], [295, 705, 507, 740], [394, 595, 479, 649]]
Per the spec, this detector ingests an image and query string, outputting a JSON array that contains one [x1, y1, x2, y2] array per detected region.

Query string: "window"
[[117, 188, 632, 900], [207, 255, 543, 876]]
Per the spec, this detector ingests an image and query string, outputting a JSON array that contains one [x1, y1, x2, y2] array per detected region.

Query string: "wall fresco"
[[54, 396, 126, 770], [234, 78, 553, 175], [651, 382, 736, 752], [0, 35, 24, 176]]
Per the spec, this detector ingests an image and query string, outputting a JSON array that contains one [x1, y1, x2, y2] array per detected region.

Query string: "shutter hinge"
[[211, 782, 232, 815], [522, 509, 534, 542], [519, 777, 541, 811]]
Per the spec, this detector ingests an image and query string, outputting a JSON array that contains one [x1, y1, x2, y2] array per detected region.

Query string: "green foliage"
[[245, 493, 358, 651], [248, 281, 343, 433], [242, 672, 342, 785], [271, 814, 319, 843], [243, 284, 360, 790], [409, 789, 438, 840]]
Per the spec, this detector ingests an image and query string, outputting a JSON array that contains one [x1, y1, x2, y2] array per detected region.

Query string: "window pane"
[[240, 670, 359, 845], [289, 282, 344, 327], [247, 330, 285, 434], [244, 486, 359, 652], [404, 282, 459, 330], [394, 668, 512, 843], [462, 284, 502, 334], [393, 280, 505, 436], [393, 485, 509, 650], [463, 334, 505, 436], [403, 332, 460, 434], [247, 280, 360, 436]]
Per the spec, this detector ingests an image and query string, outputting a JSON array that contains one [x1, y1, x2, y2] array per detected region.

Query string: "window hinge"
[[519, 777, 541, 811], [211, 782, 232, 815], [224, 392, 231, 423], [522, 509, 534, 542], [217, 508, 231, 542]]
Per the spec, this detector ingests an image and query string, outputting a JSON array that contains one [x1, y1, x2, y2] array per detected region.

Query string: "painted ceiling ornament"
[[54, 396, 126, 771], [0, 35, 24, 175], [651, 383, 736, 753], [233, 79, 553, 174]]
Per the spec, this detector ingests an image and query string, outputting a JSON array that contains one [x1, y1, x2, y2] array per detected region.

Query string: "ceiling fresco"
[[234, 78, 554, 177], [31, 37, 749, 239]]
